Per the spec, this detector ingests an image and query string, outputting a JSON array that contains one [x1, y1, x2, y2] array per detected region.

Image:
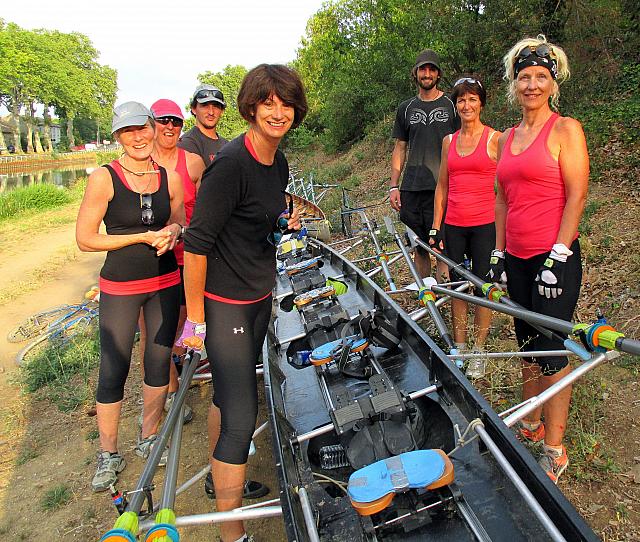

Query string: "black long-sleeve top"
[[184, 134, 288, 301]]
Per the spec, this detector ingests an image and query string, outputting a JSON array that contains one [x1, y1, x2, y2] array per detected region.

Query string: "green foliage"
[[197, 65, 248, 140], [95, 149, 121, 165], [0, 184, 72, 221], [20, 326, 100, 412], [295, 0, 639, 148], [0, 21, 117, 151], [41, 484, 72, 511]]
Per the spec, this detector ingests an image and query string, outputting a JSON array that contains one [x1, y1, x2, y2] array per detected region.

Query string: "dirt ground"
[[0, 208, 286, 541], [0, 177, 638, 540]]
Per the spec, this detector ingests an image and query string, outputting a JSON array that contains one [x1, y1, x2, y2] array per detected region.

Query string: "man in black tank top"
[[178, 84, 229, 166], [389, 49, 459, 279]]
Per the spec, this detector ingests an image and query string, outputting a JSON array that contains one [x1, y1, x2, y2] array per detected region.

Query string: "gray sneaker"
[[164, 392, 194, 424], [92, 451, 126, 492], [465, 351, 487, 379], [135, 434, 168, 467]]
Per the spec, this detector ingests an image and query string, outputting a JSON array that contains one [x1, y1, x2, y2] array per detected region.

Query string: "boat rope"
[[448, 418, 484, 457], [312, 472, 348, 494]]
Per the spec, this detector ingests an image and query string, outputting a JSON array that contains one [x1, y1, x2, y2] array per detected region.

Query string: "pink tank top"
[[497, 113, 575, 259], [445, 126, 496, 227], [174, 148, 196, 266]]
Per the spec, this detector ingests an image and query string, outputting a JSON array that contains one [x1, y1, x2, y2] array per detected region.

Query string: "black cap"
[[412, 49, 442, 75]]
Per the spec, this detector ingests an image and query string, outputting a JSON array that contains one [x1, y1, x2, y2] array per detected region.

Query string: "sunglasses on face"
[[195, 89, 224, 103], [454, 77, 483, 88], [140, 193, 154, 226], [517, 43, 552, 61], [155, 116, 184, 127]]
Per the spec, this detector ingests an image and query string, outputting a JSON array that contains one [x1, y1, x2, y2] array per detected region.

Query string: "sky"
[[2, 0, 326, 116]]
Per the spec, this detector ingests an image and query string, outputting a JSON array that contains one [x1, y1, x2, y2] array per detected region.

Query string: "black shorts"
[[399, 190, 435, 243], [505, 239, 582, 375], [444, 222, 495, 292]]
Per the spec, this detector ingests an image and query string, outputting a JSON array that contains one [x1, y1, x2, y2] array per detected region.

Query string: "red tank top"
[[445, 126, 496, 227], [173, 148, 195, 265], [497, 113, 576, 259]]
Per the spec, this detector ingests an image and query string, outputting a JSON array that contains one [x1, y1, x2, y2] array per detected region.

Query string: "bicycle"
[[13, 300, 100, 366]]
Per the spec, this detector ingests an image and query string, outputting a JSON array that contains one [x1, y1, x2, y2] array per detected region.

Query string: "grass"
[[41, 484, 72, 511], [19, 325, 100, 412], [95, 149, 120, 165], [0, 184, 73, 222], [16, 443, 40, 465]]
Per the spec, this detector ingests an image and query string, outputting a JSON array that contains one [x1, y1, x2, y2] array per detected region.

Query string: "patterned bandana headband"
[[514, 43, 558, 79]]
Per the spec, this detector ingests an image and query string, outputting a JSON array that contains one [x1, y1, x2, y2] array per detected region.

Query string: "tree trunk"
[[25, 103, 34, 153], [32, 102, 44, 154], [9, 96, 22, 153], [42, 105, 54, 153], [66, 111, 75, 148], [0, 129, 7, 155]]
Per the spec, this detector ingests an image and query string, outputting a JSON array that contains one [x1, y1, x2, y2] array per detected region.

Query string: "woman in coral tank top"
[[429, 76, 501, 379], [490, 35, 589, 484]]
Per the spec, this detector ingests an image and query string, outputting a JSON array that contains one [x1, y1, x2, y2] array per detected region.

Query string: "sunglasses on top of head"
[[454, 77, 483, 88], [155, 116, 184, 127], [140, 193, 154, 226], [196, 89, 224, 102], [517, 43, 552, 62]]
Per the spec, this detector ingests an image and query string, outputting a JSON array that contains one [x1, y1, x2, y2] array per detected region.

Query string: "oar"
[[384, 217, 455, 351], [412, 235, 639, 358], [359, 210, 397, 291]]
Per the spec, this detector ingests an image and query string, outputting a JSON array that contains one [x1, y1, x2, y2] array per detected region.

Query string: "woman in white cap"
[[76, 101, 185, 491], [135, 99, 205, 426]]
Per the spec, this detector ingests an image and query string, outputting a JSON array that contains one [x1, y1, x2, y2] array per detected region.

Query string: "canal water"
[[0, 163, 96, 194]]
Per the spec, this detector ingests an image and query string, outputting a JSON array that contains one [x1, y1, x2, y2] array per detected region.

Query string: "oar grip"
[[563, 339, 591, 361]]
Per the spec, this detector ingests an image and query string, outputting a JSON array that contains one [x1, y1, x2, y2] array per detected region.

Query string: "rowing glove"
[[428, 229, 444, 252], [535, 244, 571, 299], [487, 250, 507, 287], [175, 318, 206, 352]]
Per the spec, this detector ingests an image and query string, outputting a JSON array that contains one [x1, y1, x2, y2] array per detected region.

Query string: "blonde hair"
[[503, 34, 570, 110]]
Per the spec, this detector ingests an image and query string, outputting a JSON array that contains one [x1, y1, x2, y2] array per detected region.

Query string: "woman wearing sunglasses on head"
[[429, 76, 501, 379], [176, 64, 305, 542], [76, 102, 185, 492], [132, 99, 206, 425], [489, 35, 589, 483]]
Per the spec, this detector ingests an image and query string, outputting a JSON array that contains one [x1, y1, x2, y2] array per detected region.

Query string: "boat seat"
[[348, 449, 454, 516], [286, 257, 321, 276], [294, 285, 336, 308], [309, 335, 369, 366], [277, 238, 306, 259]]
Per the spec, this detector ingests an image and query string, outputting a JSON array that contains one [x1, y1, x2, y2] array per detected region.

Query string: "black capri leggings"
[[444, 222, 495, 291], [505, 239, 582, 375], [97, 286, 180, 403], [205, 295, 272, 465]]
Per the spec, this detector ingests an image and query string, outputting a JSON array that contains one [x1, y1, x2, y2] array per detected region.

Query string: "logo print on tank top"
[[233, 327, 245, 334], [428, 107, 450, 124], [409, 109, 428, 125]]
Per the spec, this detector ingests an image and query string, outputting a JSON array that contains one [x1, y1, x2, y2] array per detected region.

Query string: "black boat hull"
[[265, 237, 598, 542]]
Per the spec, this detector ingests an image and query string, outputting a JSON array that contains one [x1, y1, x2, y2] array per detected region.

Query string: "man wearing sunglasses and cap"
[[179, 84, 228, 166], [390, 49, 459, 280]]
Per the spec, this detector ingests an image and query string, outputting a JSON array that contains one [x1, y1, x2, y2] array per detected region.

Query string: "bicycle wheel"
[[7, 305, 71, 343], [16, 332, 52, 366]]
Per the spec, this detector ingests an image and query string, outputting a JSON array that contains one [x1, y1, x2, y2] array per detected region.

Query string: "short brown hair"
[[451, 77, 487, 106], [238, 64, 308, 129]]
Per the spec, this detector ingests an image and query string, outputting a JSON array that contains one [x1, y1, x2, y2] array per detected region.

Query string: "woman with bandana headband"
[[490, 35, 589, 483]]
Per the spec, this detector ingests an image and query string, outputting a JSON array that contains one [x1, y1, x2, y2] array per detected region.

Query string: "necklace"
[[118, 156, 159, 176]]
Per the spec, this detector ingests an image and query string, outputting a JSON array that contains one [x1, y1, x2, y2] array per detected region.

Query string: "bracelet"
[[389, 186, 399, 192]]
